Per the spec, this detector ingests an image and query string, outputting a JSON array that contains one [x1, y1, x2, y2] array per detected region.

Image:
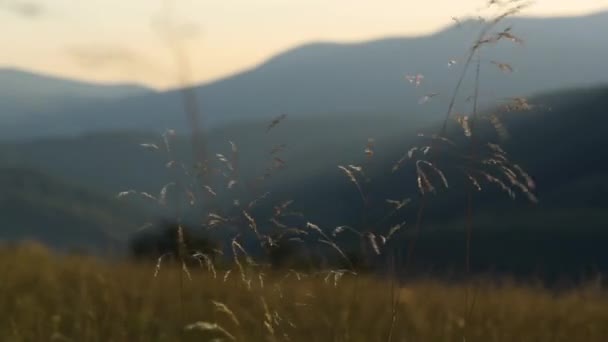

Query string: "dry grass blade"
[[405, 146, 422, 158], [386, 198, 411, 210], [419, 93, 440, 104], [506, 97, 533, 111], [501, 165, 518, 181], [465, 172, 483, 191], [416, 167, 435, 195], [487, 142, 507, 155], [322, 269, 355, 287], [273, 200, 294, 217], [269, 217, 287, 229], [348, 165, 363, 173], [270, 144, 287, 155], [417, 133, 456, 146], [439, 1, 531, 140], [135, 222, 154, 232], [260, 297, 276, 336], [405, 74, 424, 87], [139, 192, 158, 202], [457, 115, 472, 137], [384, 222, 406, 242], [305, 222, 323, 235], [216, 153, 234, 171], [116, 190, 136, 199], [248, 192, 271, 209], [364, 138, 375, 157], [154, 253, 171, 277], [181, 261, 192, 281], [486, 0, 504, 7], [185, 189, 196, 205], [203, 185, 217, 197], [513, 164, 536, 189], [227, 180, 237, 189], [489, 114, 510, 140], [332, 225, 360, 237], [140, 143, 160, 151], [158, 182, 176, 206], [267, 113, 287, 132], [491, 61, 514, 73], [306, 222, 354, 269], [223, 270, 232, 282], [184, 321, 236, 340], [318, 239, 352, 270], [497, 27, 525, 45], [192, 252, 217, 278], [482, 172, 515, 199], [229, 140, 238, 153], [417, 160, 449, 189], [368, 233, 381, 255], [501, 168, 538, 203], [338, 165, 366, 203], [273, 157, 286, 169], [162, 129, 176, 153], [392, 152, 410, 173], [211, 300, 240, 326], [284, 269, 304, 282], [207, 213, 228, 228], [242, 210, 260, 237], [231, 238, 252, 288]]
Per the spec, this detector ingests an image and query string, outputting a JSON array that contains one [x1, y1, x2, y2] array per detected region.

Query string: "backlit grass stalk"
[[403, 0, 532, 277]]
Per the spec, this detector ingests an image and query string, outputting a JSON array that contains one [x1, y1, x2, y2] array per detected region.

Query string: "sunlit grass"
[[2, 242, 607, 342]]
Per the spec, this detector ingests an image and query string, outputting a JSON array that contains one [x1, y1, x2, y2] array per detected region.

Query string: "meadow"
[[1, 242, 607, 342], [3, 2, 608, 341]]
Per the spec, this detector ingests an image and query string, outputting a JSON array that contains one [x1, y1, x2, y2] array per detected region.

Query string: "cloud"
[[0, 1, 44, 18], [149, 2, 203, 43], [66, 44, 170, 82], [150, 16, 202, 42], [67, 45, 140, 68]]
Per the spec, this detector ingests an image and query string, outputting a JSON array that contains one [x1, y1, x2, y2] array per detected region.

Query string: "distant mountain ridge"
[[0, 68, 152, 99], [1, 84, 607, 266], [0, 68, 153, 121], [1, 10, 608, 140], [0, 167, 145, 254]]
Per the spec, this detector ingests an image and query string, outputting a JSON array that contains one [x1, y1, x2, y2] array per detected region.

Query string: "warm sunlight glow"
[[1, 0, 607, 89]]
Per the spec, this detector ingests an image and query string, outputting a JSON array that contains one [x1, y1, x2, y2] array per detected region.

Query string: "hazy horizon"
[[1, 0, 607, 89]]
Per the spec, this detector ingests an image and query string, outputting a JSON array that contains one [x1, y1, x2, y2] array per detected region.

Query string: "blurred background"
[[1, 0, 608, 282]]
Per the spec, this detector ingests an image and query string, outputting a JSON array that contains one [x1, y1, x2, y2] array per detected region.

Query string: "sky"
[[1, 0, 607, 89]]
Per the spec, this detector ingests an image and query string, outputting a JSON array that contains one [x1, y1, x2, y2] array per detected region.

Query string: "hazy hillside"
[[284, 84, 608, 223], [0, 68, 152, 127], [2, 84, 607, 223], [2, 11, 607, 140], [1, 84, 608, 275], [0, 167, 145, 254], [3, 85, 607, 208], [0, 112, 415, 195]]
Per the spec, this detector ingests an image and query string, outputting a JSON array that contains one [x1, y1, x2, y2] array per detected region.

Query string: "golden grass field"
[[1, 242, 607, 342]]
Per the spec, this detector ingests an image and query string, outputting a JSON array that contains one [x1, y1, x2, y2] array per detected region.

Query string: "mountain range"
[[1, 11, 607, 140], [0, 68, 151, 115], [1, 10, 608, 278], [1, 83, 606, 279]]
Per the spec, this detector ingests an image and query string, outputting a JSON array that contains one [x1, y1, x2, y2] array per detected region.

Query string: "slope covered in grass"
[[1, 243, 607, 342], [0, 168, 145, 254], [1, 85, 607, 273]]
